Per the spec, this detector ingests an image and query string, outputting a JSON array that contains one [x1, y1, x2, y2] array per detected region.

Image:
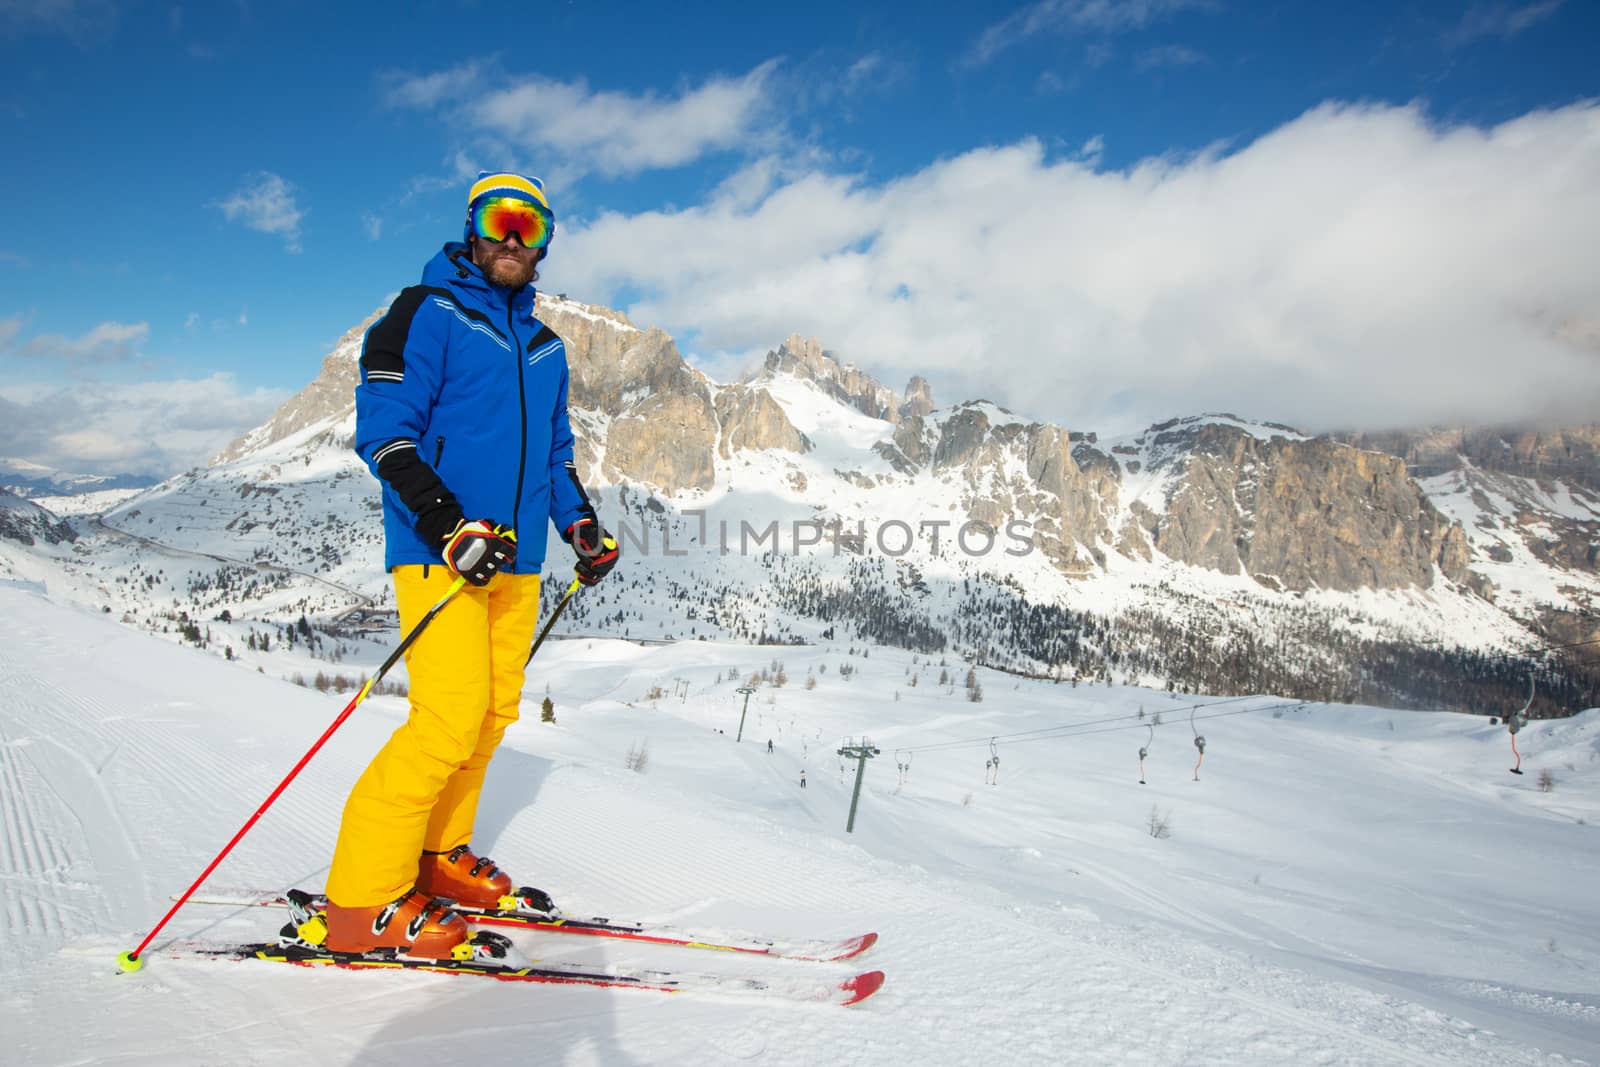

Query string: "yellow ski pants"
[[326, 565, 543, 907]]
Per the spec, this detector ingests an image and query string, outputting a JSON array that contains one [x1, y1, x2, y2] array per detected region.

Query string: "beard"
[[472, 242, 538, 290]]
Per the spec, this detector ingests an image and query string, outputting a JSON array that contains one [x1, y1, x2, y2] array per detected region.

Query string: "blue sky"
[[2, 0, 1598, 477]]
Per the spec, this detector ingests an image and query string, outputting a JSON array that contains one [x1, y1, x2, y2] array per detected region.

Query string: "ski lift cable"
[[899, 700, 1296, 756], [904, 703, 1275, 755], [900, 696, 1269, 755], [1040, 705, 1276, 742], [1524, 635, 1600, 655], [899, 695, 1262, 755]]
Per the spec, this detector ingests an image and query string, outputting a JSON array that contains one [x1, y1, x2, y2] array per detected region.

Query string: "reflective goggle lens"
[[470, 197, 553, 249]]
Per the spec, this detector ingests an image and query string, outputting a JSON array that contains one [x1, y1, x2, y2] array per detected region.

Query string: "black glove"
[[442, 519, 517, 586], [565, 516, 619, 586]]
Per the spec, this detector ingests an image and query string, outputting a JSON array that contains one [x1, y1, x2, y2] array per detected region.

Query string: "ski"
[[159, 936, 886, 1006], [180, 887, 879, 962]]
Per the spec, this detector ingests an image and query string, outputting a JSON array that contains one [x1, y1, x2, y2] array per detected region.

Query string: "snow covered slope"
[[2, 585, 1596, 1065]]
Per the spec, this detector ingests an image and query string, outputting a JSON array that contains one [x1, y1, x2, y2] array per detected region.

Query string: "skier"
[[324, 171, 618, 959]]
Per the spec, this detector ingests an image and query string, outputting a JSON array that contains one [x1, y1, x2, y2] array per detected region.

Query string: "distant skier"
[[800, 769, 807, 788], [768, 739, 774, 754], [324, 171, 618, 960]]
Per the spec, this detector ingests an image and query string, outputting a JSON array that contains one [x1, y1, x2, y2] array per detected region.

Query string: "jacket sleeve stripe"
[[373, 436, 460, 529], [415, 285, 510, 352], [527, 338, 563, 365], [373, 439, 416, 464]]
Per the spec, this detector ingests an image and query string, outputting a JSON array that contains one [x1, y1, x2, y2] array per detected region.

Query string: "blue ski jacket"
[[354, 243, 592, 574]]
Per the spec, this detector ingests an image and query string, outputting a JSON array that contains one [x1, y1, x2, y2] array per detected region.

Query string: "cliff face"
[[1139, 423, 1470, 592], [1336, 425, 1600, 589], [714, 386, 812, 459], [1337, 426, 1600, 490], [907, 411, 1470, 593], [920, 404, 1116, 575]]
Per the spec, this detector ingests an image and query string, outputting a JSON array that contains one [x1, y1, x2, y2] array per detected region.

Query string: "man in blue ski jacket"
[[323, 171, 619, 959]]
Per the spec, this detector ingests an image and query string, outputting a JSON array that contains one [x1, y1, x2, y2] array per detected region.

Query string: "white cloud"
[[546, 100, 1600, 435], [217, 172, 304, 253], [1448, 1, 1565, 46], [0, 374, 289, 477], [11, 320, 148, 364], [388, 60, 781, 179], [967, 0, 1210, 66], [382, 60, 489, 110]]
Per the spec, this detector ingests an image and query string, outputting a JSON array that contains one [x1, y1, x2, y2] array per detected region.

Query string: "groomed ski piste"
[[1, 583, 1597, 1066]]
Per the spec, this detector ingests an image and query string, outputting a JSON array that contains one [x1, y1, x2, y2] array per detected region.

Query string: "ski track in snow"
[[1, 586, 1596, 1066]]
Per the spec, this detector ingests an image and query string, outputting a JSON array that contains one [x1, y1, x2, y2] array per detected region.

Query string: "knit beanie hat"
[[463, 171, 553, 243]]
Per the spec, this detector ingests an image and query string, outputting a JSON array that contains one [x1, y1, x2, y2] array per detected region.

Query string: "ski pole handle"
[[526, 576, 583, 666]]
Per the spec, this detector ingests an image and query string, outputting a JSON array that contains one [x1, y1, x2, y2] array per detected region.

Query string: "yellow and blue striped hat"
[[464, 171, 554, 242]]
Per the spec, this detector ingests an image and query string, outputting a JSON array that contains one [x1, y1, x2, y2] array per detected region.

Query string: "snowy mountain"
[[0, 456, 157, 499], [9, 293, 1597, 718]]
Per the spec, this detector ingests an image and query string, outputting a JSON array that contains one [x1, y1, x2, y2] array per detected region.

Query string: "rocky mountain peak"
[[758, 334, 906, 423], [900, 375, 935, 420]]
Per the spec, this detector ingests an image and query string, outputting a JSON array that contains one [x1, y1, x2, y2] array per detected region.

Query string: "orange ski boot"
[[322, 889, 469, 959], [417, 845, 554, 913]]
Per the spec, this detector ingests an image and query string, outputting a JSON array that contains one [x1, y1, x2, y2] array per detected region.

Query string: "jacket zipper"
[[507, 303, 529, 541], [425, 436, 447, 580]]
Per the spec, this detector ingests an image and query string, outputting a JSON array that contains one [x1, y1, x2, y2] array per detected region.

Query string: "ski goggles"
[[469, 196, 554, 249]]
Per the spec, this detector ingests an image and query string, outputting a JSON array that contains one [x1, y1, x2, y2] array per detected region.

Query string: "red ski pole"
[[117, 575, 468, 972]]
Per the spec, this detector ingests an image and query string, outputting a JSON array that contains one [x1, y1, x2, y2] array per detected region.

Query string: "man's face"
[[470, 234, 540, 290]]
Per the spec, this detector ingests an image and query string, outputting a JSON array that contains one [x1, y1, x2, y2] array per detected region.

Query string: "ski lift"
[[1139, 723, 1154, 785], [1190, 706, 1206, 782], [985, 738, 1001, 785], [895, 749, 913, 788], [1507, 672, 1534, 776]]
